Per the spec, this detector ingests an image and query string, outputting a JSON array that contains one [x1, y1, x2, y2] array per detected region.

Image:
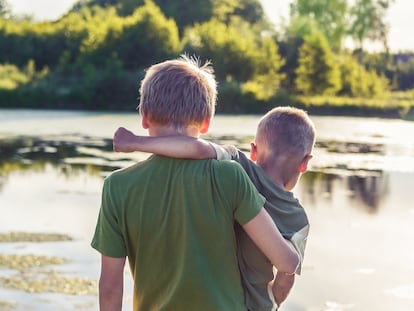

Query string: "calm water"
[[1, 109, 414, 310]]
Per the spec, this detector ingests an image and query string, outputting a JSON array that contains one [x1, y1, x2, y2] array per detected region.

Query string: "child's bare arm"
[[272, 272, 295, 308], [113, 127, 216, 159]]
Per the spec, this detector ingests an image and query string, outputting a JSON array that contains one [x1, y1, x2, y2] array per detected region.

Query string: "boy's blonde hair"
[[256, 107, 316, 159], [139, 55, 217, 129]]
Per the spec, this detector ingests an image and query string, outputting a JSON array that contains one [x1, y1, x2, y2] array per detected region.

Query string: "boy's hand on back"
[[113, 127, 138, 153]]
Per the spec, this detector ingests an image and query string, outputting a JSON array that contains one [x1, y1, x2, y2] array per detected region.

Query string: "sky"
[[6, 0, 414, 52]]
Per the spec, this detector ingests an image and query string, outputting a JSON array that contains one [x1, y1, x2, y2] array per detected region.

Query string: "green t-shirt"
[[213, 144, 309, 311], [91, 155, 265, 311]]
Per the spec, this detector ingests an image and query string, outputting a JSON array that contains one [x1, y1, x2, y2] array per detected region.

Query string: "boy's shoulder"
[[211, 155, 249, 175]]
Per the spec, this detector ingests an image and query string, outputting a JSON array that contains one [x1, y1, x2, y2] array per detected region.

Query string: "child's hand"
[[272, 272, 295, 308], [113, 127, 138, 153]]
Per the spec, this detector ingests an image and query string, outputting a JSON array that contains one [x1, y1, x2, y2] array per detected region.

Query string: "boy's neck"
[[259, 163, 286, 190], [148, 125, 201, 138], [258, 159, 300, 192]]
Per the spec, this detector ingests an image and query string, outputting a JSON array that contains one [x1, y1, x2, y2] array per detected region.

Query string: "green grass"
[[293, 92, 414, 119]]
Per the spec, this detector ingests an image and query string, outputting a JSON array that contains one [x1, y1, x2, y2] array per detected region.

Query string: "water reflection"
[[300, 170, 389, 213], [347, 174, 389, 211], [0, 135, 119, 180], [316, 140, 385, 154], [0, 134, 393, 215]]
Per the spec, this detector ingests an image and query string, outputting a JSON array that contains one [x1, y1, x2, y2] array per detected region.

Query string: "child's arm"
[[271, 272, 295, 308], [113, 127, 216, 159]]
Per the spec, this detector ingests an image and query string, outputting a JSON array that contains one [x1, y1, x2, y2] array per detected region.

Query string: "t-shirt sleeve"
[[225, 162, 266, 225], [210, 143, 239, 161], [290, 225, 309, 275], [91, 176, 127, 258]]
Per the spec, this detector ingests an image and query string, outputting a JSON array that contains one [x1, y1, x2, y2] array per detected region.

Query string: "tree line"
[[0, 0, 413, 113]]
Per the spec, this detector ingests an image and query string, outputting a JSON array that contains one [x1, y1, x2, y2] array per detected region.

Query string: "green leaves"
[[295, 33, 341, 95]]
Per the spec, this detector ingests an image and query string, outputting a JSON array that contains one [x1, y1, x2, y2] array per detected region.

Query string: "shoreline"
[[1, 104, 414, 121]]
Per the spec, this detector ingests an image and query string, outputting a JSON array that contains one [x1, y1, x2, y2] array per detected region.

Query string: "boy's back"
[[92, 155, 266, 310]]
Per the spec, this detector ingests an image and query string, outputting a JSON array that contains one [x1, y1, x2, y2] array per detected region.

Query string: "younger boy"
[[113, 106, 316, 310], [92, 56, 299, 311]]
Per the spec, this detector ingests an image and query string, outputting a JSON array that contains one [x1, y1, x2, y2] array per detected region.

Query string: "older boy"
[[91, 56, 299, 311], [113, 106, 315, 310]]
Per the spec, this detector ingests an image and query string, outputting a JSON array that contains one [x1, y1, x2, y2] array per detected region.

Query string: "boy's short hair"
[[139, 55, 217, 129], [256, 107, 316, 158]]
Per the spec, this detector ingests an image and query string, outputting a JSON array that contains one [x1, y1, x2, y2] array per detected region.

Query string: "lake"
[[0, 109, 414, 311]]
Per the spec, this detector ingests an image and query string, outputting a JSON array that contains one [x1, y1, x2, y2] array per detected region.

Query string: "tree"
[[395, 56, 414, 90], [242, 37, 285, 101], [295, 32, 341, 95], [290, 0, 347, 50], [0, 0, 10, 18], [183, 18, 257, 82], [70, 0, 267, 33], [215, 0, 265, 24], [278, 16, 320, 91], [339, 54, 368, 96], [140, 0, 266, 33], [78, 1, 180, 70], [348, 0, 394, 53]]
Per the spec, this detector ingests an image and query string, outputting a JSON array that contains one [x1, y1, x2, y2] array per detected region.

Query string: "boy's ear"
[[200, 118, 211, 134], [250, 143, 257, 162], [141, 112, 150, 129], [299, 154, 313, 173]]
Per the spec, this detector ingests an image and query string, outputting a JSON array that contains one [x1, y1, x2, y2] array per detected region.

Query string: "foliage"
[[213, 0, 265, 25], [293, 91, 413, 120], [394, 57, 414, 90], [183, 18, 257, 82], [70, 0, 266, 33], [290, 0, 347, 50], [242, 37, 285, 101], [76, 1, 180, 69], [183, 17, 285, 103], [0, 0, 10, 18], [348, 0, 394, 51], [278, 16, 320, 91], [0, 63, 29, 90], [0, 60, 48, 90], [0, 60, 50, 107], [295, 32, 341, 95], [0, 13, 86, 69], [339, 53, 389, 97], [0, 0, 412, 116], [0, 1, 179, 71]]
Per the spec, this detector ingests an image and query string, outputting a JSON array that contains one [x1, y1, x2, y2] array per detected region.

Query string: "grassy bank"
[[293, 91, 414, 120]]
